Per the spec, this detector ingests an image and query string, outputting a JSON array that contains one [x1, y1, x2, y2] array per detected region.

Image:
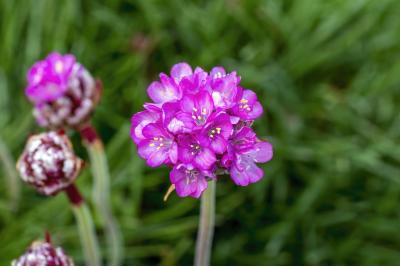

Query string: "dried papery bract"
[[130, 62, 273, 266], [12, 236, 74, 266]]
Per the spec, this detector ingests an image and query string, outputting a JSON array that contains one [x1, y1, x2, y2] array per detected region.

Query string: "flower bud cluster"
[[25, 53, 100, 128]]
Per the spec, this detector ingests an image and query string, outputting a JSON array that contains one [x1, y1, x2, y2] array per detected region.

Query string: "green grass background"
[[1, 0, 400, 265]]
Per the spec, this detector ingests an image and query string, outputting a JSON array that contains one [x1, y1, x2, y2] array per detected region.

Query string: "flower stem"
[[0, 136, 20, 211], [195, 179, 216, 266], [65, 184, 101, 266], [80, 124, 123, 266]]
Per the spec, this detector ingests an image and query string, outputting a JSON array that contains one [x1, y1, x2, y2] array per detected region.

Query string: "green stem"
[[0, 136, 20, 211], [86, 138, 122, 266], [72, 202, 102, 266], [194, 179, 216, 266]]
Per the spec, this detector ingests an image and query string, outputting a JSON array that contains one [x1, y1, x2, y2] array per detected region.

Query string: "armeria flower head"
[[12, 237, 74, 266], [130, 62, 273, 198], [25, 52, 101, 129], [17, 131, 82, 196]]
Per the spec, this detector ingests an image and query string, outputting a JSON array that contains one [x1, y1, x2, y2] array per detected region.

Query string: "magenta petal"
[[249, 141, 273, 163], [169, 142, 178, 164], [179, 145, 195, 163], [180, 94, 196, 113], [144, 102, 162, 112], [242, 89, 258, 104], [171, 62, 193, 83], [189, 177, 208, 198], [27, 61, 46, 85], [193, 67, 209, 84], [230, 116, 240, 124], [130, 111, 160, 144], [197, 91, 214, 114], [173, 112, 196, 133], [230, 167, 249, 186], [230, 160, 264, 186], [137, 140, 168, 167], [170, 167, 183, 184], [160, 73, 181, 98], [210, 136, 227, 154], [146, 150, 168, 167], [170, 166, 207, 198], [162, 102, 185, 134], [211, 91, 223, 107], [221, 152, 233, 168], [194, 148, 216, 170], [210, 66, 226, 78], [147, 76, 180, 103], [167, 117, 186, 134], [212, 74, 238, 108], [246, 162, 264, 183], [147, 81, 167, 103], [247, 101, 263, 119], [142, 123, 165, 139]]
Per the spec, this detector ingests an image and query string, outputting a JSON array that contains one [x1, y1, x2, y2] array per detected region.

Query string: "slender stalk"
[[0, 136, 20, 211], [195, 179, 216, 266], [65, 184, 101, 266], [80, 124, 122, 266]]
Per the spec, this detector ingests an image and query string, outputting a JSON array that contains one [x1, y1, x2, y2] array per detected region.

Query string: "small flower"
[[137, 122, 178, 167], [229, 140, 273, 186], [17, 131, 82, 196], [130, 110, 161, 144], [170, 164, 208, 198], [130, 62, 273, 198], [210, 67, 240, 109], [12, 239, 74, 266], [25, 52, 100, 128], [231, 88, 263, 120], [199, 113, 233, 154], [178, 134, 216, 170], [177, 90, 214, 129]]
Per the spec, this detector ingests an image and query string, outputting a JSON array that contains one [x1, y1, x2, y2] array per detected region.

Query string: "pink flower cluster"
[[130, 63, 273, 198]]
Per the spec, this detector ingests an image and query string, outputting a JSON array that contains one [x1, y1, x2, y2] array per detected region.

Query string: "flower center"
[[208, 127, 222, 138], [55, 60, 64, 73], [213, 72, 225, 79], [189, 143, 201, 155], [239, 99, 251, 112], [185, 169, 199, 184], [149, 136, 169, 150], [191, 107, 208, 125]]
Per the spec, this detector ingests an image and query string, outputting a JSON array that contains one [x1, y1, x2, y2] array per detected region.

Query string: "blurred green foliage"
[[1, 0, 400, 265]]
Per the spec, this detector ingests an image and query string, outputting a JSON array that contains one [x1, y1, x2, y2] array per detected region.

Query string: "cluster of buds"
[[12, 238, 74, 266], [17, 131, 82, 196], [131, 63, 273, 198], [25, 53, 101, 129]]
